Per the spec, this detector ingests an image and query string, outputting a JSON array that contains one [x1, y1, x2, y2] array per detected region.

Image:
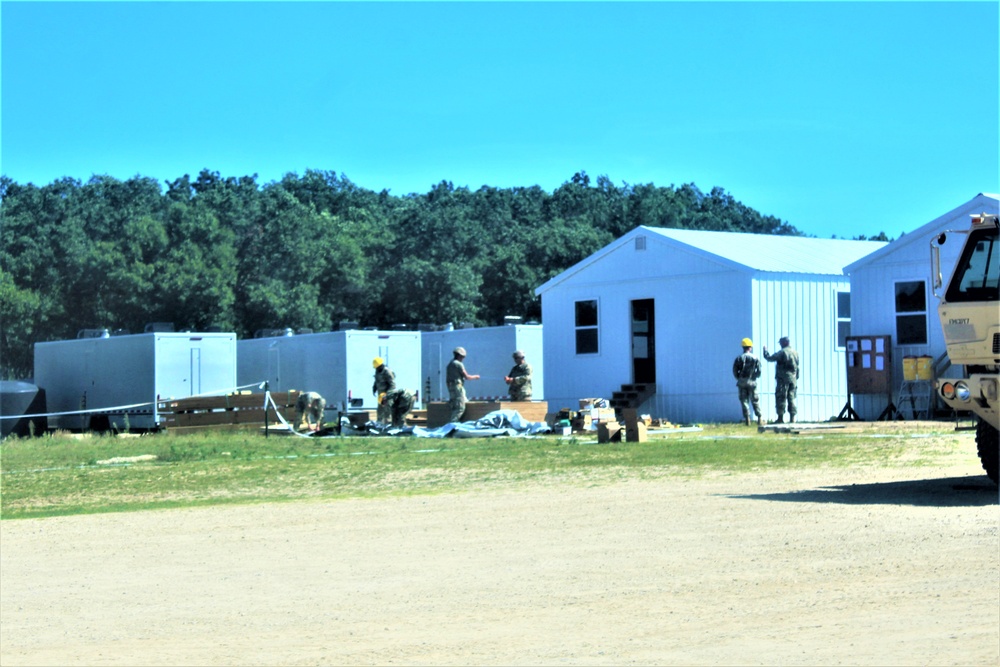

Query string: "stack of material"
[[159, 391, 299, 433]]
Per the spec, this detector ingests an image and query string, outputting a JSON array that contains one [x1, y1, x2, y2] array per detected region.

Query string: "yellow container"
[[916, 355, 933, 381], [902, 356, 917, 381]]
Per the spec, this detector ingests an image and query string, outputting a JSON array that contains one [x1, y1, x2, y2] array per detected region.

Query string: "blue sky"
[[2, 1, 997, 240]]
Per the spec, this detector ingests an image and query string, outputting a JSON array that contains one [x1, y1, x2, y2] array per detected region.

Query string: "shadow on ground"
[[726, 475, 999, 507]]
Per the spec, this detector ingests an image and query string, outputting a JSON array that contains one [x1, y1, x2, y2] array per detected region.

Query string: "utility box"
[[34, 332, 238, 430], [421, 324, 544, 402], [237, 330, 422, 413]]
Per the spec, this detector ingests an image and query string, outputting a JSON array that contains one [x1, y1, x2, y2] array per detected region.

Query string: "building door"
[[631, 299, 656, 384]]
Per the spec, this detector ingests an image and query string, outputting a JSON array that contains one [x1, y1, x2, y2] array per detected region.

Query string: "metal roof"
[[644, 227, 887, 275]]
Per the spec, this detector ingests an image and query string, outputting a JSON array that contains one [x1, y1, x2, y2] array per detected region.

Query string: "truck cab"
[[931, 212, 999, 482]]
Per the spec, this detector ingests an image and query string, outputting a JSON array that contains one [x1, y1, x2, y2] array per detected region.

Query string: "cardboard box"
[[592, 407, 617, 422], [598, 420, 622, 443], [572, 413, 592, 432], [625, 421, 648, 443]]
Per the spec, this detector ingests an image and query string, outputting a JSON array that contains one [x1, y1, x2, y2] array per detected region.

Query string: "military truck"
[[931, 212, 999, 483]]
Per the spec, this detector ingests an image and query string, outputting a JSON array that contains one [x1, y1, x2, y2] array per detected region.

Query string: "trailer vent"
[[635, 235, 647, 251], [77, 329, 109, 339], [993, 333, 1000, 354], [254, 328, 295, 338]]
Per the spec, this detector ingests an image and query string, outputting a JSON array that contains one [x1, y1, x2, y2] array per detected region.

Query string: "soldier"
[[762, 336, 800, 423], [446, 346, 480, 422], [732, 338, 763, 426], [372, 357, 396, 424], [504, 350, 533, 401], [381, 388, 415, 428], [295, 391, 326, 432]]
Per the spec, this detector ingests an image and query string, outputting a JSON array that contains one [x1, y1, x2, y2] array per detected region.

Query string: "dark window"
[[574, 300, 599, 354], [894, 281, 927, 345], [945, 228, 999, 302]]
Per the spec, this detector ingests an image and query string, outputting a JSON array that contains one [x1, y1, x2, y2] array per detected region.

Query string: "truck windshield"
[[945, 227, 999, 303]]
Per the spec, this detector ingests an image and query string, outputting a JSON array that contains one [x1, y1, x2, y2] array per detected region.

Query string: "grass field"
[[0, 422, 970, 520]]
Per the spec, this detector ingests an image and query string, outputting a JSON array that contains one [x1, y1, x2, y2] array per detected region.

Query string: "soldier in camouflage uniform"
[[372, 357, 396, 424], [762, 336, 800, 423], [504, 350, 533, 401], [381, 388, 415, 428], [732, 338, 763, 426], [295, 391, 326, 432], [446, 346, 480, 422]]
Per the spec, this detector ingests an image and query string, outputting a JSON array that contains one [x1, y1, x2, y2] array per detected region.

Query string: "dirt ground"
[[1, 431, 998, 666]]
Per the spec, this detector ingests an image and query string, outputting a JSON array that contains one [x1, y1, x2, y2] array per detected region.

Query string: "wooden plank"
[[159, 391, 299, 413], [163, 411, 241, 428]]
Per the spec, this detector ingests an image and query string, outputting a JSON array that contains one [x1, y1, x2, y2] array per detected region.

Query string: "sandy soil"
[[2, 438, 998, 666]]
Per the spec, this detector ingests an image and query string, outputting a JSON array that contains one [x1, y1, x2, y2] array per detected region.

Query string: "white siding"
[[753, 275, 851, 422], [650, 272, 752, 424]]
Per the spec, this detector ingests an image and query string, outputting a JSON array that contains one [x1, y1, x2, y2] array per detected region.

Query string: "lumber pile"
[[158, 391, 299, 432]]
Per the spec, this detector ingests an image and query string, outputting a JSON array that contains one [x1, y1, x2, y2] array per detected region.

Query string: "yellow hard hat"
[[373, 357, 384, 368], [741, 338, 753, 348]]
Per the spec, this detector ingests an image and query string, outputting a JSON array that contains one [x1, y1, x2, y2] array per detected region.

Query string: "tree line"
[[2, 169, 823, 379]]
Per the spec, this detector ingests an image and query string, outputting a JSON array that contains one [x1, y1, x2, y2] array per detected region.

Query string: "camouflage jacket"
[[373, 366, 396, 395], [507, 362, 533, 399]]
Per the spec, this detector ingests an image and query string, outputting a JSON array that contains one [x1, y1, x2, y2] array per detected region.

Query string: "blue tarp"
[[342, 410, 551, 438]]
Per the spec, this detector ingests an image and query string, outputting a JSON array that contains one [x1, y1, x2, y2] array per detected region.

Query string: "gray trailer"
[[421, 324, 544, 402], [237, 330, 422, 413], [34, 332, 238, 430]]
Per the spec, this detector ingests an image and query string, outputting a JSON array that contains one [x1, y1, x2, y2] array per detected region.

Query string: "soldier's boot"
[[757, 416, 765, 427], [775, 414, 784, 424], [745, 416, 752, 426], [789, 414, 795, 423]]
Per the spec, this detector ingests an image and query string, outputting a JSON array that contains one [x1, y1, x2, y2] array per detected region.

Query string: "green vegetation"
[[0, 170, 808, 379], [0, 424, 966, 519]]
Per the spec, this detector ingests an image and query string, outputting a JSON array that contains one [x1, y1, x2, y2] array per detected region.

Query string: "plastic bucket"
[[916, 355, 933, 381], [902, 356, 917, 381]]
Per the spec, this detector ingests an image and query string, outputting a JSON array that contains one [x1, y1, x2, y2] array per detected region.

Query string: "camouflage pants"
[[387, 390, 415, 428], [775, 379, 797, 418], [448, 383, 466, 423], [737, 384, 761, 421], [508, 388, 531, 401]]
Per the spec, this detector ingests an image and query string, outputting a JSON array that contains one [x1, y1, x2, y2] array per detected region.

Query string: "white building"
[[843, 193, 1000, 419], [420, 325, 544, 402], [535, 226, 886, 423], [237, 330, 422, 412], [35, 331, 238, 430]]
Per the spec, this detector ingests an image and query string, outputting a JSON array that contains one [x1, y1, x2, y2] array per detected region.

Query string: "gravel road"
[[2, 432, 997, 666]]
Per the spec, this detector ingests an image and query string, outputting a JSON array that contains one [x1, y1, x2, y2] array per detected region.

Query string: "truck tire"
[[976, 419, 999, 484]]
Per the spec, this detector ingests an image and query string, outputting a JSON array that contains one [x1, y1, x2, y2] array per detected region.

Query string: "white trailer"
[[420, 325, 544, 402], [34, 332, 238, 430], [237, 330, 422, 413]]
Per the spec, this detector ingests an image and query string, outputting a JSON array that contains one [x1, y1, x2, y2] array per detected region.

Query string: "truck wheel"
[[976, 420, 999, 484]]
